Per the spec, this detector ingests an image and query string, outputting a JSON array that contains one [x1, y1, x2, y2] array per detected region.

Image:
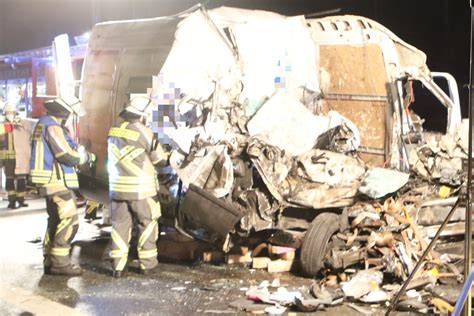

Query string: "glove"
[[87, 152, 97, 164], [13, 117, 22, 125], [77, 145, 96, 165], [1, 122, 13, 134]]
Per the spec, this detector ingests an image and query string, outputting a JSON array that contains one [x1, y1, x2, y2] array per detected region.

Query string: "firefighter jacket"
[[0, 118, 33, 174], [107, 120, 167, 201], [30, 115, 87, 196]]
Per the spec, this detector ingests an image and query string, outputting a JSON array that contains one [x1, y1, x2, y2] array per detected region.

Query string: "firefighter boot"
[[49, 264, 83, 276], [112, 270, 123, 278]]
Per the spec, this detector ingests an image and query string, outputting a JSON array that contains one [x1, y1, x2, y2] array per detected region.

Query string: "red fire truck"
[[0, 40, 87, 118]]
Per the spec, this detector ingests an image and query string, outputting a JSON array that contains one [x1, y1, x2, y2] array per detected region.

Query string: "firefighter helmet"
[[44, 96, 82, 117], [2, 102, 17, 114], [121, 96, 153, 117]]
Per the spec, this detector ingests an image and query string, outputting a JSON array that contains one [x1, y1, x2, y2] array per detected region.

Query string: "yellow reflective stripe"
[[122, 160, 145, 176], [138, 249, 158, 259], [55, 218, 72, 236], [109, 144, 134, 161], [111, 228, 129, 252], [108, 144, 146, 176], [50, 247, 69, 256], [108, 127, 140, 141], [31, 169, 52, 175], [110, 182, 156, 188], [0, 151, 15, 160], [138, 220, 157, 249], [109, 176, 156, 184], [43, 230, 50, 255], [111, 226, 129, 271], [40, 141, 44, 170], [34, 141, 44, 171], [7, 190, 16, 195], [31, 177, 50, 184], [109, 144, 134, 164], [110, 249, 129, 258], [121, 148, 144, 162], [146, 198, 161, 219], [58, 200, 76, 219], [65, 179, 79, 187], [86, 200, 100, 214], [16, 192, 26, 197], [116, 257, 128, 271], [109, 184, 156, 193], [0, 125, 5, 134]]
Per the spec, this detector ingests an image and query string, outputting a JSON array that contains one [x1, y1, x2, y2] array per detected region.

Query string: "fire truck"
[[0, 36, 87, 117]]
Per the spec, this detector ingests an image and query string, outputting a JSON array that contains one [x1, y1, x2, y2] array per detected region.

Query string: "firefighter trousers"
[[43, 190, 79, 268], [110, 197, 161, 271], [4, 159, 27, 204]]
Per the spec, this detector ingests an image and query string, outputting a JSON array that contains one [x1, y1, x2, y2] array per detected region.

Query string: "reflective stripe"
[[50, 247, 69, 256], [7, 190, 16, 195], [86, 200, 100, 215], [109, 183, 156, 193], [111, 229, 129, 252], [122, 148, 144, 162], [146, 198, 161, 219], [138, 249, 158, 259], [32, 139, 48, 184], [109, 175, 156, 193], [57, 199, 76, 219], [109, 144, 146, 176], [0, 151, 15, 159], [138, 220, 157, 249], [43, 230, 50, 256], [109, 175, 155, 184], [110, 250, 125, 257], [108, 127, 140, 141], [37, 138, 44, 171], [31, 170, 52, 175], [116, 257, 128, 271], [111, 228, 129, 271], [55, 218, 72, 236]]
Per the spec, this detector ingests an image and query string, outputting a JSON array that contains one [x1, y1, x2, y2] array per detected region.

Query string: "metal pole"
[[464, 0, 473, 315], [386, 196, 464, 315]]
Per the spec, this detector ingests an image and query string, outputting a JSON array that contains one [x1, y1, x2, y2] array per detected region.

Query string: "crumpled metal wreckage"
[[75, 5, 466, 313], [146, 7, 464, 289]]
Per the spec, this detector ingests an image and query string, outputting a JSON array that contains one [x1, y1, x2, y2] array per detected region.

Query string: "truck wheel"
[[300, 213, 340, 277]]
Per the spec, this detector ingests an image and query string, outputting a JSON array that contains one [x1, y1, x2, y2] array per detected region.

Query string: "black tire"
[[300, 212, 340, 277]]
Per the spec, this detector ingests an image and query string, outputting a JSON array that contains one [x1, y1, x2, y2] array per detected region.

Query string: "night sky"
[[0, 0, 471, 117]]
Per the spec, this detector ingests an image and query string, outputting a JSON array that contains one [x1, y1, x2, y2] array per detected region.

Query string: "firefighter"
[[0, 102, 33, 209], [107, 97, 168, 278], [30, 97, 96, 276]]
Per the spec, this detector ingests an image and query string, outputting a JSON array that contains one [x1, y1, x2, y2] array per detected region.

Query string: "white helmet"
[[122, 96, 153, 117], [2, 102, 17, 114], [44, 96, 82, 117]]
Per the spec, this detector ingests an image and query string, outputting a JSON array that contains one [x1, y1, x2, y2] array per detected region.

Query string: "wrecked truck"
[[76, 6, 463, 276]]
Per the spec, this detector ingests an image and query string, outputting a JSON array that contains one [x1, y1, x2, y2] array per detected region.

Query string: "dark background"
[[0, 0, 471, 118]]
